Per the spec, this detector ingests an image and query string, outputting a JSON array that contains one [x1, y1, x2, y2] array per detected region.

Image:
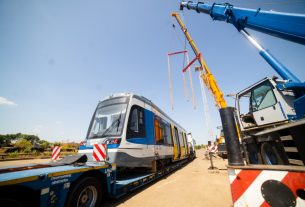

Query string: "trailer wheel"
[[0, 186, 37, 207], [0, 197, 24, 207], [65, 177, 102, 207], [261, 142, 284, 165]]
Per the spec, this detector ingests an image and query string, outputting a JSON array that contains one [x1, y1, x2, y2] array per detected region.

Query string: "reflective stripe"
[[51, 146, 61, 161], [229, 169, 305, 206], [41, 188, 49, 195], [93, 144, 107, 161]]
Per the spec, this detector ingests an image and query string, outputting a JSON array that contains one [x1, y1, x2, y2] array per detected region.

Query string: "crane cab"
[[236, 77, 296, 132]]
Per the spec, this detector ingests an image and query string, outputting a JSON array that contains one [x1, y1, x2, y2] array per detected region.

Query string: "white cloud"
[[32, 128, 41, 133], [0, 97, 17, 106], [55, 121, 63, 125], [32, 124, 43, 133]]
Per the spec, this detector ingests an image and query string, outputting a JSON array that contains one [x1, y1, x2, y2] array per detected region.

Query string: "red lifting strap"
[[182, 53, 201, 73], [168, 50, 188, 56]]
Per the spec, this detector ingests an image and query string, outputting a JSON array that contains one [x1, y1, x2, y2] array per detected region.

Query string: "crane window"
[[127, 105, 146, 139], [251, 82, 277, 112]]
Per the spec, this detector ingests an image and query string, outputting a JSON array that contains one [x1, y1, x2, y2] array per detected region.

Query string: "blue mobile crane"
[[180, 0, 305, 165], [180, 2, 305, 206]]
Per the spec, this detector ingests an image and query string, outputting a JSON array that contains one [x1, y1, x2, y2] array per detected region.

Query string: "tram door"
[[154, 117, 162, 156], [174, 126, 181, 159], [170, 125, 177, 160]]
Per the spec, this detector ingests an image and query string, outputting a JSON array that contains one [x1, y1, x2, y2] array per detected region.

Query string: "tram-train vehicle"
[[79, 93, 191, 169]]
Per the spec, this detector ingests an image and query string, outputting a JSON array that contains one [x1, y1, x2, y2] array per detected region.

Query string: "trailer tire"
[[65, 177, 102, 207], [0, 186, 37, 207], [261, 142, 284, 165], [0, 197, 24, 207]]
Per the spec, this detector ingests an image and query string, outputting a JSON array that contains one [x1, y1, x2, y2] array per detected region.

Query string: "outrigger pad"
[[50, 154, 87, 166]]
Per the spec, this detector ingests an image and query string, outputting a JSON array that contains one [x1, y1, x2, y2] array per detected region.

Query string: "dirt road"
[[0, 158, 50, 167], [0, 150, 232, 206]]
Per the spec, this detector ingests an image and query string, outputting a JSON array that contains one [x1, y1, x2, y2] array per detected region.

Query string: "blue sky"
[[1, 0, 305, 144]]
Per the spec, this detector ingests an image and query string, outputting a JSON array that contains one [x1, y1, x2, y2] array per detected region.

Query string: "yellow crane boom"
[[171, 12, 227, 109]]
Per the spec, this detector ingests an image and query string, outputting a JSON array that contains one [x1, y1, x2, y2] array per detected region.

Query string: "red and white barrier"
[[228, 168, 305, 206], [92, 144, 107, 162], [51, 146, 61, 161]]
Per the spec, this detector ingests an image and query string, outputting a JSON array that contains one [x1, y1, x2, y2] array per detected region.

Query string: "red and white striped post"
[[51, 146, 61, 161], [228, 168, 305, 206], [92, 144, 107, 162]]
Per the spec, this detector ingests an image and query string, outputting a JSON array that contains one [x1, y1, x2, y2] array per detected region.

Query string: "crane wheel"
[[246, 143, 263, 164], [261, 142, 284, 165]]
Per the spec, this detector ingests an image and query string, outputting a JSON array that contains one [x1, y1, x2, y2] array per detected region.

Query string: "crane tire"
[[261, 142, 284, 165], [65, 177, 102, 207], [246, 143, 263, 164]]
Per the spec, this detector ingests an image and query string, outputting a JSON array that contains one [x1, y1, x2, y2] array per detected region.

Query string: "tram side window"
[[179, 132, 185, 148], [127, 106, 146, 139], [171, 126, 177, 145], [154, 117, 166, 144], [164, 124, 172, 145], [174, 127, 180, 146], [183, 132, 188, 150], [154, 119, 160, 143]]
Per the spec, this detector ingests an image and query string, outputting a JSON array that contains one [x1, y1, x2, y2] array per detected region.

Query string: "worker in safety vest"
[[205, 141, 212, 159], [210, 141, 218, 154], [206, 141, 218, 159]]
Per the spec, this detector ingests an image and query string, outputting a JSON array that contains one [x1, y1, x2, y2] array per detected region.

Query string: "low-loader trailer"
[[0, 154, 190, 206]]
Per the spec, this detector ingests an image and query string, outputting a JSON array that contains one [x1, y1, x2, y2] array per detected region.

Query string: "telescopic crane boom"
[[171, 12, 227, 109], [179, 1, 305, 84], [180, 2, 305, 45]]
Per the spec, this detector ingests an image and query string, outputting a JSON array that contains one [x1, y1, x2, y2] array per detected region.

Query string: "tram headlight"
[[107, 138, 121, 145]]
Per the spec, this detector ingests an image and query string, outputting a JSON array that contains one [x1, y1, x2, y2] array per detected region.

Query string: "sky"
[[0, 0, 305, 144]]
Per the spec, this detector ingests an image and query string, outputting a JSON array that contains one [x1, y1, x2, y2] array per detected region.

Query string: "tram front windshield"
[[88, 97, 128, 139]]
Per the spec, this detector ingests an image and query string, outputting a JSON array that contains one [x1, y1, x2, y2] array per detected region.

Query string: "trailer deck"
[[0, 155, 191, 207]]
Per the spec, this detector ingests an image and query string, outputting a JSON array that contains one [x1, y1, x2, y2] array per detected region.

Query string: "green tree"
[[14, 139, 32, 153], [39, 140, 51, 150], [0, 133, 41, 147], [23, 135, 40, 144], [0, 133, 20, 147], [53, 142, 62, 147], [0, 135, 10, 147]]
